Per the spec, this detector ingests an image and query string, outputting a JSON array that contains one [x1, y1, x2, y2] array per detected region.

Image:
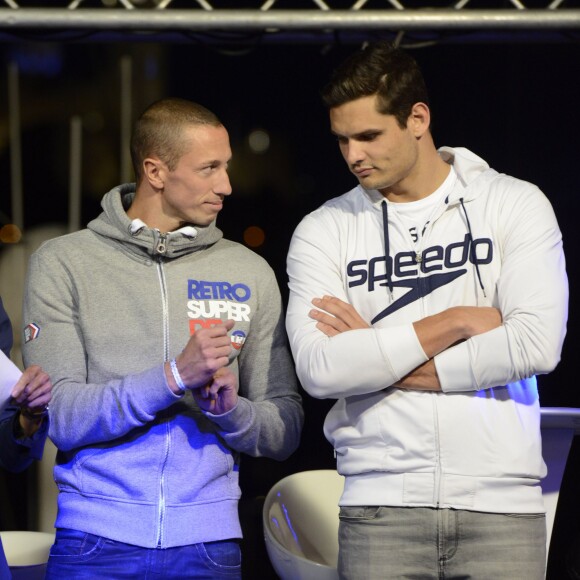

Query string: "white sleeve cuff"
[[434, 341, 475, 393], [376, 324, 429, 381]]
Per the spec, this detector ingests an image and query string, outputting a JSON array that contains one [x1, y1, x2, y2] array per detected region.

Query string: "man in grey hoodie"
[[22, 98, 303, 579]]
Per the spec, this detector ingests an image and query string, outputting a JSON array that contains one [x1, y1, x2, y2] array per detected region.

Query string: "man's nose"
[[344, 142, 364, 166], [216, 170, 232, 196]]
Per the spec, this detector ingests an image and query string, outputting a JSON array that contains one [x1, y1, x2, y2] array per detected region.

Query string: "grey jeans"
[[338, 506, 546, 579]]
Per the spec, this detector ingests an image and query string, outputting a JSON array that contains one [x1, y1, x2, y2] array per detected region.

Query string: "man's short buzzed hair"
[[130, 97, 223, 183]]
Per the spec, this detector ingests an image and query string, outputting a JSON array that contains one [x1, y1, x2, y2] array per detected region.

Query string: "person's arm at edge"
[[0, 406, 49, 471]]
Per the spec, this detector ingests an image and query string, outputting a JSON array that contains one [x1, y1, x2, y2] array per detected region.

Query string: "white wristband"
[[170, 358, 187, 392]]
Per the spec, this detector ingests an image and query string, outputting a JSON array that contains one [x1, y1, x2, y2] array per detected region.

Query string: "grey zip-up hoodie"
[[22, 184, 303, 548]]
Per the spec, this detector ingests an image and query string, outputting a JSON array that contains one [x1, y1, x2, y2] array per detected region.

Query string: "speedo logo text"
[[348, 234, 492, 290], [347, 234, 493, 323]]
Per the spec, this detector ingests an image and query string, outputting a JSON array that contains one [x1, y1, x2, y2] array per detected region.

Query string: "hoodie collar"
[[437, 146, 498, 205], [360, 146, 498, 210], [87, 183, 223, 260]]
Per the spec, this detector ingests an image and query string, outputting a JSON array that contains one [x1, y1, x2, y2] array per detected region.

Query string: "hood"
[[87, 184, 223, 261], [438, 147, 499, 205]]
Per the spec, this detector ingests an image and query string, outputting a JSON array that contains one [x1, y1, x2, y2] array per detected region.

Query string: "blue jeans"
[[338, 506, 546, 579], [45, 528, 241, 579], [0, 538, 9, 580]]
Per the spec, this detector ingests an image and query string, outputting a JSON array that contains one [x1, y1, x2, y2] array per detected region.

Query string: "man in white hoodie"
[[286, 41, 568, 579]]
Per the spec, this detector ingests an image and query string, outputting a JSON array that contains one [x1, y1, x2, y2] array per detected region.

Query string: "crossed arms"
[[286, 186, 568, 399], [309, 296, 502, 392]]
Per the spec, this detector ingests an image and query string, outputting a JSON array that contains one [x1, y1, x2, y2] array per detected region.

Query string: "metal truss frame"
[[0, 1, 579, 42]]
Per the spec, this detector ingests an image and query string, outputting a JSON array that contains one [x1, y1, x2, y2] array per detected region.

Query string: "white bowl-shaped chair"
[[263, 469, 343, 580], [0, 531, 54, 580], [263, 408, 580, 579], [539, 407, 580, 552]]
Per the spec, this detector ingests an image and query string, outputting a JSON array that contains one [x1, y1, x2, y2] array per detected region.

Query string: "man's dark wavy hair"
[[321, 41, 430, 129]]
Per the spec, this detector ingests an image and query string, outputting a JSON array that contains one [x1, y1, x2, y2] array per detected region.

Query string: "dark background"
[[0, 28, 579, 579]]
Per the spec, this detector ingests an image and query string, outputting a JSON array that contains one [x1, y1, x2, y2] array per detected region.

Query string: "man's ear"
[[142, 157, 166, 189], [408, 102, 431, 138]]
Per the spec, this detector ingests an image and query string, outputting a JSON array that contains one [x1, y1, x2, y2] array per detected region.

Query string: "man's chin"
[[193, 215, 218, 228], [358, 177, 382, 190]]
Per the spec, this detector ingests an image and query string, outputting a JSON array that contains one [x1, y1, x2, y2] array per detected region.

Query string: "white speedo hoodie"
[[286, 147, 568, 513]]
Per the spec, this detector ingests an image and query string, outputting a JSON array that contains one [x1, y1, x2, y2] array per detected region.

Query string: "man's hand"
[[414, 306, 502, 359], [166, 319, 234, 395], [192, 367, 238, 415], [11, 365, 52, 436], [309, 296, 369, 337], [394, 360, 441, 391], [11, 365, 52, 409]]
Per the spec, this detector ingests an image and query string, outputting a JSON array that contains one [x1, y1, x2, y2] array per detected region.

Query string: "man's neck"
[[382, 138, 450, 203], [126, 188, 181, 233]]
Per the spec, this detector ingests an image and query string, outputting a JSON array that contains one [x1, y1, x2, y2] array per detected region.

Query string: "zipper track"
[[155, 232, 171, 548], [407, 203, 447, 506]]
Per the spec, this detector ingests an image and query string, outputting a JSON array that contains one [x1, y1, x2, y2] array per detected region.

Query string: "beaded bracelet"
[[170, 358, 187, 392]]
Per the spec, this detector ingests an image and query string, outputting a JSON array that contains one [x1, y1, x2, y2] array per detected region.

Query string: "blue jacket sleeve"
[[0, 297, 13, 359], [0, 406, 49, 471]]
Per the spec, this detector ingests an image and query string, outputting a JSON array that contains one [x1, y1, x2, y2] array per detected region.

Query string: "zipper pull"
[[155, 231, 167, 255], [415, 252, 422, 263]]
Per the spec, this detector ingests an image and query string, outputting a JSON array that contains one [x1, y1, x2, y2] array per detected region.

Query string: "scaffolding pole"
[[0, 9, 579, 32]]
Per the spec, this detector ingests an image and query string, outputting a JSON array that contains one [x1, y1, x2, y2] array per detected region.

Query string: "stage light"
[[248, 130, 270, 154], [0, 224, 22, 244], [243, 225, 265, 248]]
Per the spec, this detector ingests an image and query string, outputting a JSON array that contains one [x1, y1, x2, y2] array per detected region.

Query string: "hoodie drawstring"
[[459, 198, 487, 298], [381, 200, 394, 296]]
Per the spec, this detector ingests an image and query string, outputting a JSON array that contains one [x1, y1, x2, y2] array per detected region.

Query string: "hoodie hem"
[[340, 471, 545, 514], [55, 492, 242, 548]]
